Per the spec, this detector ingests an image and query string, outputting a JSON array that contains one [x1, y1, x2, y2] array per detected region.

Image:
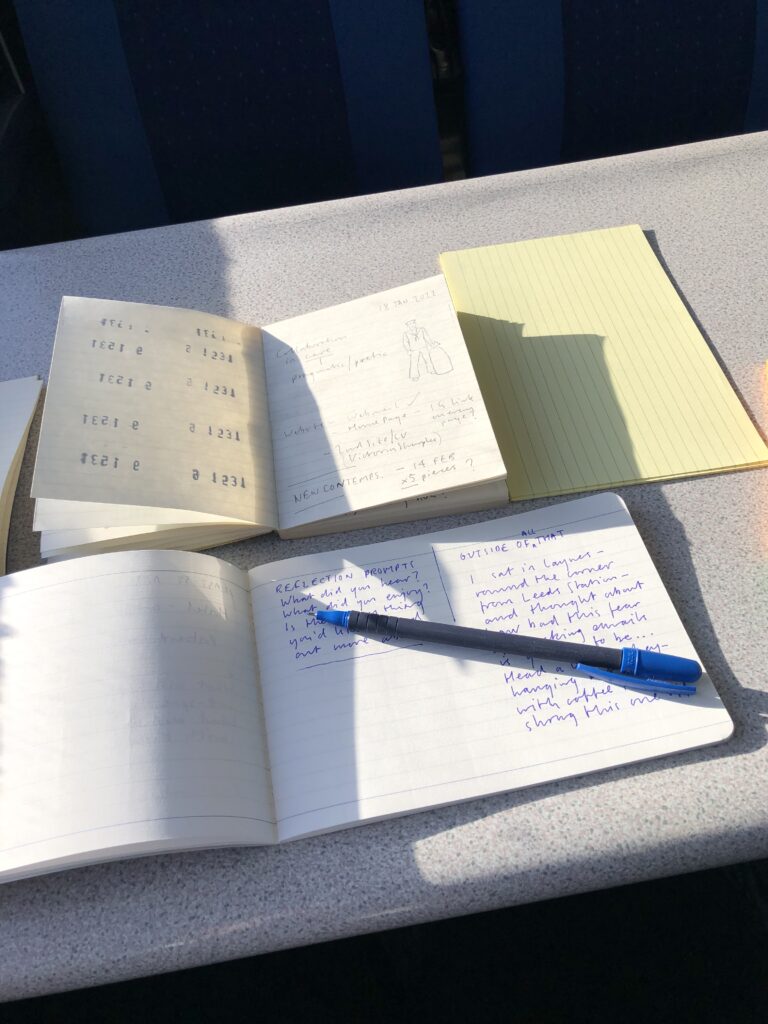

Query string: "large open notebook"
[[31, 276, 507, 558], [0, 492, 733, 883]]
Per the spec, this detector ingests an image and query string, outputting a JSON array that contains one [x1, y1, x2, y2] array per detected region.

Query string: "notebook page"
[[0, 376, 42, 572], [263, 276, 506, 530], [279, 479, 510, 538], [440, 225, 768, 500], [34, 498, 251, 530], [39, 523, 265, 560], [0, 550, 275, 883], [34, 499, 265, 559], [31, 298, 278, 527], [248, 493, 732, 840]]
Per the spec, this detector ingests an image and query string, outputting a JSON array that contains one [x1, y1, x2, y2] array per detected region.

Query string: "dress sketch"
[[402, 319, 454, 380]]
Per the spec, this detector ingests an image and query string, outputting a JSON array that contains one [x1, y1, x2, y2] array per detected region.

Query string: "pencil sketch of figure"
[[402, 319, 454, 380]]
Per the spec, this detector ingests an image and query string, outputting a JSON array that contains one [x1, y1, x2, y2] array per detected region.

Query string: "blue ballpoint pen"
[[315, 609, 700, 694]]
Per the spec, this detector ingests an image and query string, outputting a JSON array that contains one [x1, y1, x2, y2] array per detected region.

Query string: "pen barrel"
[[345, 611, 623, 671]]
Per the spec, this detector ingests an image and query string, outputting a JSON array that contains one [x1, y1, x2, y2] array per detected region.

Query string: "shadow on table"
[[644, 228, 768, 446]]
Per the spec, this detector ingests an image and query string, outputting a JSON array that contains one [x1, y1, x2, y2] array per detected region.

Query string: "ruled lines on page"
[[440, 225, 768, 500], [0, 551, 275, 881]]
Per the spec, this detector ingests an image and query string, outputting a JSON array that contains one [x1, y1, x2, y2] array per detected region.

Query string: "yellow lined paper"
[[440, 225, 768, 500]]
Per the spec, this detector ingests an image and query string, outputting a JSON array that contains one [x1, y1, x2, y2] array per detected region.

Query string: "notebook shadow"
[[5, 389, 45, 574], [455, 314, 648, 498]]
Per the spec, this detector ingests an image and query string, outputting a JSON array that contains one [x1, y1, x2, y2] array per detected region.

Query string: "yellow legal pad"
[[440, 224, 768, 500]]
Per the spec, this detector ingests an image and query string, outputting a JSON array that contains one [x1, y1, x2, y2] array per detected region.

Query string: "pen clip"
[[576, 663, 697, 696]]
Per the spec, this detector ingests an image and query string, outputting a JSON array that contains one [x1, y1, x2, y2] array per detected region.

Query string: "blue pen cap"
[[620, 648, 701, 684], [316, 609, 350, 627]]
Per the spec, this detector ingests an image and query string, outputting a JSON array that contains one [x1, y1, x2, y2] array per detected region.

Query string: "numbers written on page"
[[185, 341, 235, 363], [191, 469, 246, 488], [188, 423, 242, 442], [82, 414, 140, 430], [91, 338, 144, 355], [98, 373, 152, 390], [184, 378, 237, 398], [99, 318, 136, 329], [80, 453, 141, 471]]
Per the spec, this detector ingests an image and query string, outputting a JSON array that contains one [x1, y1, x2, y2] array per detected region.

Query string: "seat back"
[[457, 0, 768, 176], [14, 0, 443, 235]]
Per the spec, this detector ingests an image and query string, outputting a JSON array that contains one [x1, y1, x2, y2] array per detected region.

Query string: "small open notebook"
[[0, 492, 733, 883], [0, 377, 42, 574], [30, 277, 507, 558]]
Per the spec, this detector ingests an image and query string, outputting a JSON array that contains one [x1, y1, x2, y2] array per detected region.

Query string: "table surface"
[[1, 131, 767, 1002]]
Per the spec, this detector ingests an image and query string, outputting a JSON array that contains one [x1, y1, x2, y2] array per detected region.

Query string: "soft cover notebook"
[[0, 492, 732, 883], [440, 224, 768, 500], [30, 277, 507, 558], [0, 376, 42, 573]]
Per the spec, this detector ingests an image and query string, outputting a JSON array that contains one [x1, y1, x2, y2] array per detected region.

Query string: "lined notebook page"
[[440, 225, 768, 500], [249, 492, 733, 841], [31, 297, 277, 527], [262, 276, 506, 530], [0, 551, 275, 883]]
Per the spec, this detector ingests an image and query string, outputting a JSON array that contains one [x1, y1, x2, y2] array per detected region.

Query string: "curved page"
[[31, 298, 277, 528], [0, 551, 275, 883]]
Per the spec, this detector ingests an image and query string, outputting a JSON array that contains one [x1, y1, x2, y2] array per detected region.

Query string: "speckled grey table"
[[1, 132, 767, 1001]]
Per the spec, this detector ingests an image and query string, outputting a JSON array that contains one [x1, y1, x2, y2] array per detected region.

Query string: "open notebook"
[[0, 492, 733, 883], [0, 377, 42, 574], [30, 277, 507, 558]]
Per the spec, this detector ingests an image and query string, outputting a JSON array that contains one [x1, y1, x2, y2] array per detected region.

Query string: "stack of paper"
[[0, 377, 42, 572]]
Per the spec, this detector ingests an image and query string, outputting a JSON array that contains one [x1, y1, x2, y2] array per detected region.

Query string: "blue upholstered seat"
[[13, 0, 443, 235], [456, 0, 768, 176]]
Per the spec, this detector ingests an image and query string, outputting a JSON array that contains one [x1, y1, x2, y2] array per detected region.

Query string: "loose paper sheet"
[[440, 225, 768, 500]]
